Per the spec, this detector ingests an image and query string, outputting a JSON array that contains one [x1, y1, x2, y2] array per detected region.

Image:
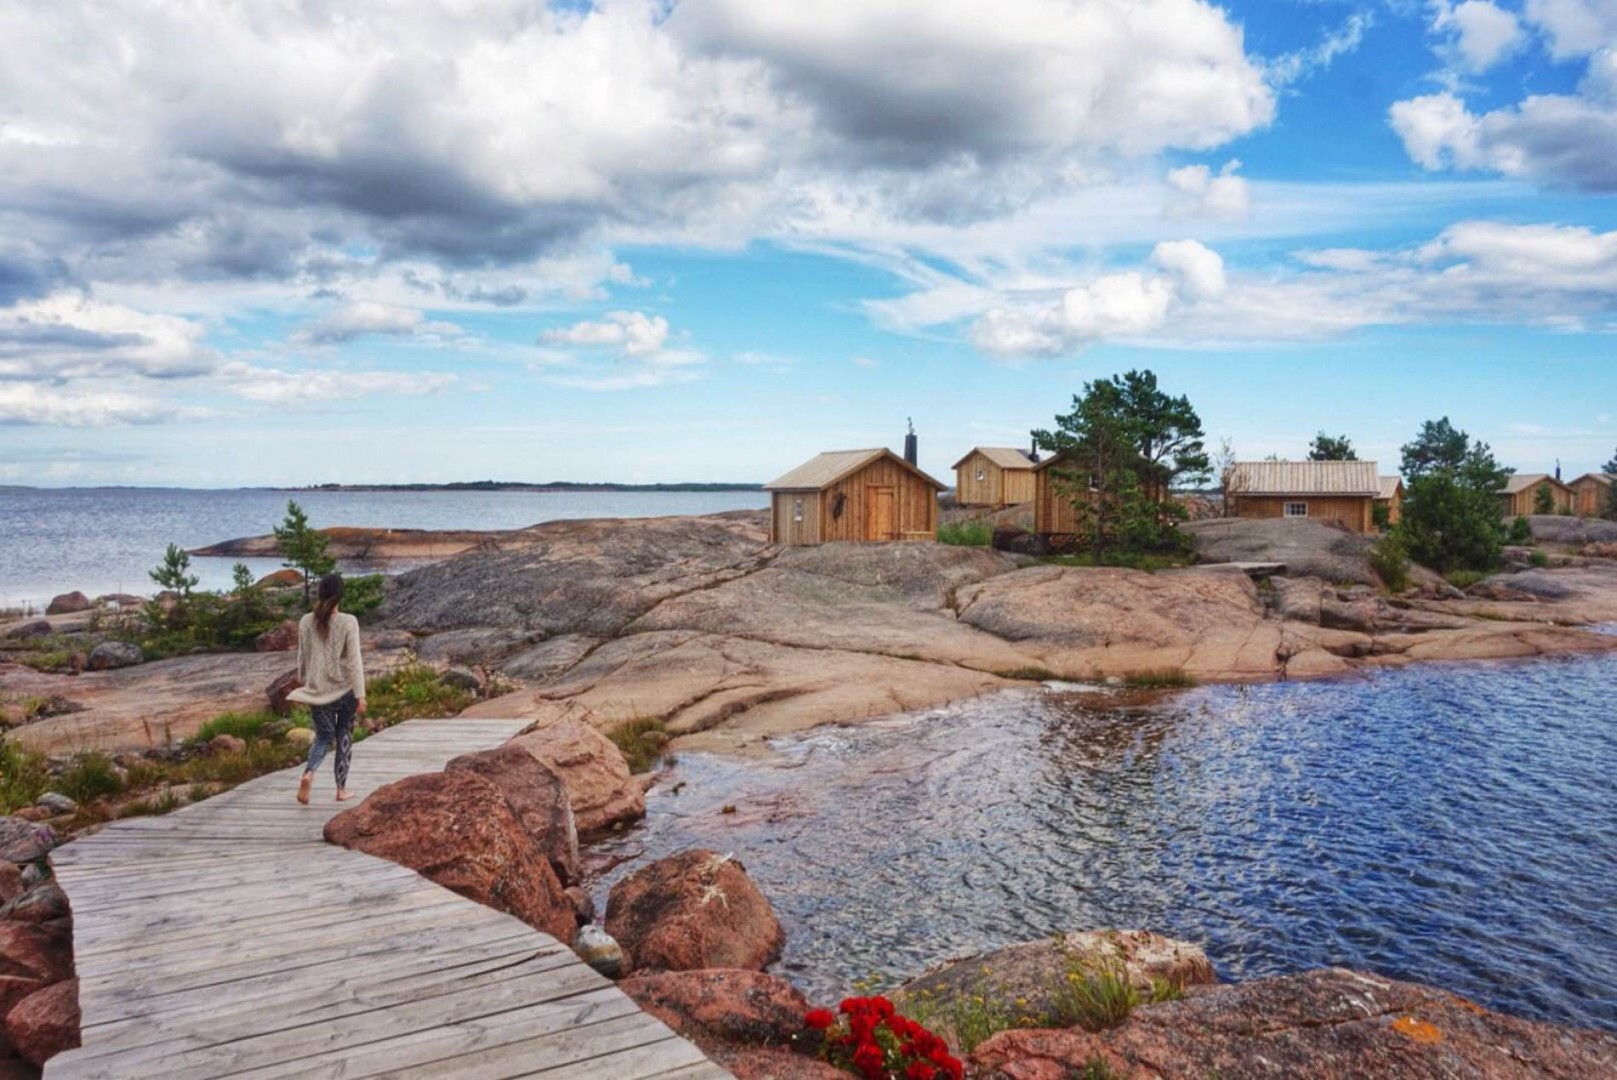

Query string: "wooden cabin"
[[765, 448, 944, 545], [1030, 453, 1103, 539], [1569, 472, 1613, 517], [1375, 475, 1404, 528], [952, 447, 1038, 507], [1224, 460, 1379, 533], [1497, 473, 1574, 516]]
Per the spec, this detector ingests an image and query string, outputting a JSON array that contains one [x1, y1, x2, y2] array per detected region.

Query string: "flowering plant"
[[807, 995, 964, 1080]]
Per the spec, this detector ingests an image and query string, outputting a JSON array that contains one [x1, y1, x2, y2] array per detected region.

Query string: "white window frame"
[[793, 497, 805, 523], [1284, 501, 1309, 518], [975, 467, 986, 482]]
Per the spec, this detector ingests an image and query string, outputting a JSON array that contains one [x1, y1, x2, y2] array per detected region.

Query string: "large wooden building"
[[1224, 460, 1380, 533], [1569, 472, 1613, 517], [953, 447, 1038, 507], [1497, 473, 1574, 516], [765, 448, 944, 545], [1375, 475, 1405, 527]]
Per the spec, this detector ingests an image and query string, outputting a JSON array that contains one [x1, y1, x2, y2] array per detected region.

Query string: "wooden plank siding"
[[1229, 494, 1374, 532], [955, 452, 1035, 507], [818, 456, 937, 542], [770, 491, 822, 545], [1569, 474, 1611, 517], [1033, 464, 1094, 536], [1498, 482, 1575, 517]]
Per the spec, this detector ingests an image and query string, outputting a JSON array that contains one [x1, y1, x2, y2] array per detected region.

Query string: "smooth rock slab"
[[509, 715, 646, 837], [45, 593, 91, 616]]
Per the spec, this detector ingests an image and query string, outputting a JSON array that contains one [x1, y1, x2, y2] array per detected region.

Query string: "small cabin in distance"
[[1375, 475, 1404, 528], [1569, 472, 1612, 517], [765, 448, 944, 546], [1225, 460, 1380, 533], [1497, 473, 1574, 516], [953, 446, 1038, 507]]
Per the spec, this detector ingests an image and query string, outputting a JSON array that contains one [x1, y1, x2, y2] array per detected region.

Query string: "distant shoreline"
[[1, 482, 765, 493]]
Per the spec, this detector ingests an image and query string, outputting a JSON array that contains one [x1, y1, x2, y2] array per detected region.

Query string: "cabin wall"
[[1374, 493, 1403, 527], [1500, 483, 1574, 517], [771, 491, 822, 546], [820, 458, 938, 542], [1230, 495, 1374, 533], [1033, 467, 1094, 535], [1570, 478, 1609, 517], [1002, 468, 1036, 504], [954, 453, 1003, 506]]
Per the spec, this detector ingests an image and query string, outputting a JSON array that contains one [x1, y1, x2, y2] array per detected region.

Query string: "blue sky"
[[1, 0, 1614, 486]]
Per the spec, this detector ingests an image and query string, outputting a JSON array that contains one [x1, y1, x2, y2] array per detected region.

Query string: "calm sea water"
[[0, 487, 767, 608], [591, 654, 1617, 1029]]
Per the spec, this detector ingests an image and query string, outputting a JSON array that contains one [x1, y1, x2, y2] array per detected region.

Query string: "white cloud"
[[294, 302, 461, 345], [1152, 239, 1228, 299], [0, 291, 215, 380], [1525, 0, 1617, 59], [541, 311, 670, 356], [1434, 1, 1526, 73], [0, 383, 192, 426], [851, 355, 879, 368], [1268, 10, 1375, 85], [1166, 161, 1250, 220], [216, 362, 456, 404]]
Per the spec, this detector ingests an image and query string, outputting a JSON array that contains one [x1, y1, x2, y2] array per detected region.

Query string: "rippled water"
[[590, 654, 1617, 1030]]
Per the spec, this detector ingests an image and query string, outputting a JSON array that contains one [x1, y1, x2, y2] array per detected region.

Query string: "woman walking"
[[289, 573, 367, 804]]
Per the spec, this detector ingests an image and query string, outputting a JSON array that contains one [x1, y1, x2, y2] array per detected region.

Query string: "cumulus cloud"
[[1165, 161, 1250, 219], [1434, 1, 1526, 73], [216, 362, 456, 404], [541, 311, 671, 356], [533, 310, 703, 389], [0, 292, 215, 380], [0, 383, 191, 427], [293, 301, 461, 345]]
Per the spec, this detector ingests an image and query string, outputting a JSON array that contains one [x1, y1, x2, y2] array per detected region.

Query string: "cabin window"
[[975, 467, 986, 482], [793, 498, 804, 523], [1284, 501, 1308, 518]]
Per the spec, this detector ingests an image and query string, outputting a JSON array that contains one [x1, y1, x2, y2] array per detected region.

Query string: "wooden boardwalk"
[[45, 718, 730, 1080]]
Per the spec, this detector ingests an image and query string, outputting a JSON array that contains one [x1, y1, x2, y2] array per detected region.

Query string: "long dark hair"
[[313, 573, 344, 638]]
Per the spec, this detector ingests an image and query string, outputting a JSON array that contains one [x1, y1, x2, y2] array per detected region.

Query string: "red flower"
[[906, 1063, 938, 1080], [852, 1042, 885, 1078], [805, 1008, 835, 1031]]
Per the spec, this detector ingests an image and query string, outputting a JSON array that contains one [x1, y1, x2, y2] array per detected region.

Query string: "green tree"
[[1033, 379, 1142, 562], [273, 500, 335, 602], [1308, 432, 1358, 461], [1604, 449, 1617, 521], [1533, 482, 1555, 515], [149, 543, 199, 596], [1396, 419, 1510, 573], [1112, 369, 1211, 501]]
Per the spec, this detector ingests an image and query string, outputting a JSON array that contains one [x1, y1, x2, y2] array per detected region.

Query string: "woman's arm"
[[346, 617, 367, 706], [296, 618, 308, 683]]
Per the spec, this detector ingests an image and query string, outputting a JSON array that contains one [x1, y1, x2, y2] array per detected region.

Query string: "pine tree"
[[272, 500, 335, 602], [1308, 432, 1358, 461], [149, 543, 199, 596]]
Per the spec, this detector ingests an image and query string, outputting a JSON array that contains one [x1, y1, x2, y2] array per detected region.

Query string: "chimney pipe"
[[1029, 436, 1040, 464], [1555, 458, 1562, 481], [904, 418, 918, 466]]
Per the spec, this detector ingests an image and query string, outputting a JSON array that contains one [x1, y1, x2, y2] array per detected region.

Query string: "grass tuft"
[[996, 666, 1057, 682], [0, 736, 50, 814], [55, 752, 124, 805], [193, 709, 296, 744], [366, 663, 475, 725], [1119, 669, 1197, 690], [1445, 568, 1488, 590], [938, 519, 995, 547], [608, 715, 671, 774]]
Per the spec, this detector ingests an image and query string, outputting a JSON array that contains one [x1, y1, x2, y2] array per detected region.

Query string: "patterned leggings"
[[306, 692, 357, 790]]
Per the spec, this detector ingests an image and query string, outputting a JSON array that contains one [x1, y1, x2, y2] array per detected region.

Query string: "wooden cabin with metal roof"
[[764, 448, 944, 545], [1569, 472, 1613, 517], [952, 446, 1038, 507], [1497, 473, 1574, 517], [1375, 475, 1404, 528], [1225, 460, 1380, 533]]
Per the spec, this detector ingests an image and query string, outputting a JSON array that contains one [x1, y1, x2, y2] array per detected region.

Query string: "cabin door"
[[866, 486, 896, 541]]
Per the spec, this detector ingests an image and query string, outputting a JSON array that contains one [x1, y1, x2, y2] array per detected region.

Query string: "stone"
[[573, 925, 623, 977], [440, 666, 484, 693], [564, 885, 595, 925], [207, 734, 246, 756], [257, 718, 292, 741], [0, 922, 73, 1018], [445, 744, 579, 885], [2, 620, 52, 641], [0, 862, 20, 905], [32, 793, 76, 816], [18, 865, 45, 889], [9, 806, 50, 823], [324, 769, 575, 942], [605, 849, 784, 974], [618, 969, 809, 1051], [255, 568, 304, 589], [969, 968, 1617, 1080], [266, 669, 302, 715], [44, 593, 91, 616], [254, 620, 299, 653], [1269, 577, 1323, 624], [285, 727, 314, 748], [1184, 518, 1383, 586], [1319, 597, 1381, 633], [897, 929, 1214, 1032], [3, 978, 80, 1065], [85, 641, 143, 671], [509, 718, 646, 837], [721, 1048, 847, 1080], [0, 819, 56, 864], [1, 881, 70, 925], [416, 628, 537, 667], [95, 593, 145, 609]]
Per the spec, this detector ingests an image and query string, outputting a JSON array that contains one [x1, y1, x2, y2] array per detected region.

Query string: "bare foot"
[[297, 773, 312, 805], [335, 789, 355, 802]]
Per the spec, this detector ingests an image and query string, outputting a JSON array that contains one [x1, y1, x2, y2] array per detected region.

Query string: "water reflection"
[[588, 656, 1617, 1030]]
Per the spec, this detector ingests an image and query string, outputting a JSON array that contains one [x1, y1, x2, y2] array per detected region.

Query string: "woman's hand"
[[356, 698, 368, 717]]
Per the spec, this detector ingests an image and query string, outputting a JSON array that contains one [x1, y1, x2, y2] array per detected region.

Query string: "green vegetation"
[[0, 735, 49, 814], [366, 663, 476, 725], [55, 752, 123, 805], [273, 499, 336, 601], [1445, 568, 1488, 590], [1605, 449, 1617, 521], [1368, 531, 1411, 593], [1533, 482, 1555, 515], [149, 542, 200, 597], [608, 715, 671, 774], [996, 666, 1057, 682], [193, 709, 304, 744], [1508, 515, 1533, 545], [1119, 669, 1197, 690], [1307, 432, 1358, 461], [1039, 550, 1190, 572], [1033, 369, 1207, 564], [1371, 501, 1391, 531], [16, 646, 76, 674], [937, 519, 994, 546], [1530, 550, 1550, 569], [1395, 417, 1510, 574], [1077, 1060, 1125, 1080]]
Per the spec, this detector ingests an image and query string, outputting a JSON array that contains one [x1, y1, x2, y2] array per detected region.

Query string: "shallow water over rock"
[[589, 654, 1617, 1030]]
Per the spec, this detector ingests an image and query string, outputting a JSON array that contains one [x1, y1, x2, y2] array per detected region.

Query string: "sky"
[[1, 0, 1615, 487]]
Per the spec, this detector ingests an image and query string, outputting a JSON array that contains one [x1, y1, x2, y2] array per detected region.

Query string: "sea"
[[0, 487, 768, 610]]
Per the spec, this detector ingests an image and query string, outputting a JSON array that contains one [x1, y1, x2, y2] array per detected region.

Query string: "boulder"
[[509, 718, 645, 837], [1269, 577, 1323, 624], [897, 930, 1214, 1030], [85, 641, 143, 671], [0, 921, 73, 1017], [95, 593, 145, 609], [285, 727, 314, 748], [254, 620, 299, 653], [501, 635, 601, 681], [1318, 597, 1380, 634], [573, 925, 623, 978], [970, 968, 1617, 1080], [266, 669, 302, 715], [323, 770, 574, 942], [618, 968, 809, 1050], [0, 862, 20, 905], [721, 1048, 847, 1080], [444, 744, 579, 885], [564, 885, 595, 925], [0, 819, 56, 864], [44, 592, 91, 616], [3, 978, 80, 1065], [207, 734, 246, 757], [2, 620, 52, 641], [255, 568, 304, 589], [1184, 518, 1382, 586], [440, 666, 484, 693], [1, 881, 71, 924], [605, 849, 784, 974], [32, 793, 76, 816]]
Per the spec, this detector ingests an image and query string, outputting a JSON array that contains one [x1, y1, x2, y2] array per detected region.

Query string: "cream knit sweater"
[[287, 611, 366, 706]]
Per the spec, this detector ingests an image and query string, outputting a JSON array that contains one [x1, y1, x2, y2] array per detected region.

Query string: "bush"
[[0, 736, 50, 814], [1530, 550, 1550, 569], [608, 715, 671, 774], [56, 753, 124, 805], [1445, 569, 1488, 590], [938, 519, 994, 546], [342, 574, 387, 621], [366, 663, 475, 726], [1369, 532, 1412, 593], [1508, 516, 1533, 545]]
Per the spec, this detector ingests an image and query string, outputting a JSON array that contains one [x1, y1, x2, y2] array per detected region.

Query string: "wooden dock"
[[45, 718, 730, 1079]]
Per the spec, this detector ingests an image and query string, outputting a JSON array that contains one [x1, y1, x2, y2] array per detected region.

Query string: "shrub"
[[1445, 569, 1488, 590], [1369, 532, 1411, 593], [937, 519, 994, 547], [1530, 550, 1550, 568], [342, 574, 387, 620], [1508, 516, 1533, 545], [0, 736, 50, 814], [56, 753, 124, 805], [608, 715, 671, 774], [366, 663, 475, 726]]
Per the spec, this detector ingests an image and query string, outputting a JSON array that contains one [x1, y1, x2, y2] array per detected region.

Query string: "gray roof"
[[1376, 475, 1403, 500], [765, 448, 945, 491], [1569, 472, 1613, 487], [1226, 460, 1379, 497], [952, 446, 1038, 471], [1499, 472, 1571, 495]]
